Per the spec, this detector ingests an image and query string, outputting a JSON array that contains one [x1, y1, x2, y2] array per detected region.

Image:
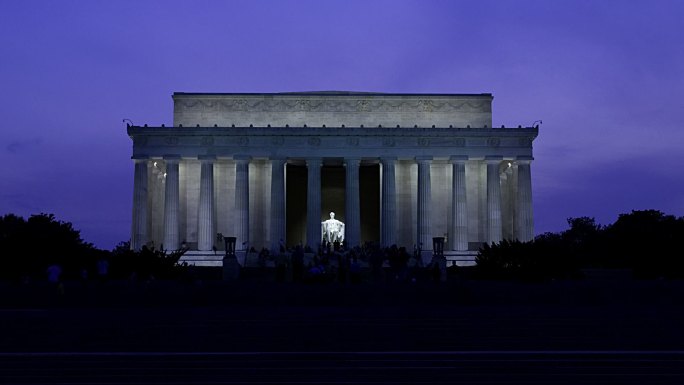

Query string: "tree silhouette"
[[605, 210, 684, 277], [476, 210, 684, 280], [0, 213, 98, 280]]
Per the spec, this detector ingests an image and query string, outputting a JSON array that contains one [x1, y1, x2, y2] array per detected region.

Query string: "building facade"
[[127, 92, 538, 262]]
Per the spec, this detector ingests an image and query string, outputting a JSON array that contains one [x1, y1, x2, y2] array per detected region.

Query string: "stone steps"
[[179, 251, 224, 267], [180, 250, 478, 267], [444, 250, 478, 266]]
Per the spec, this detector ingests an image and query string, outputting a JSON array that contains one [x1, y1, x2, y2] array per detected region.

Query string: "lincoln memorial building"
[[127, 92, 538, 265]]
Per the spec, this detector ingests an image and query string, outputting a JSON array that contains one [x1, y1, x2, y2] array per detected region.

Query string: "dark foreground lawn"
[[1, 269, 684, 384]]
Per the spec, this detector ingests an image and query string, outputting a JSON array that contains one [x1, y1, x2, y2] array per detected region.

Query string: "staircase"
[[180, 250, 478, 267], [444, 250, 478, 267], [179, 250, 224, 267]]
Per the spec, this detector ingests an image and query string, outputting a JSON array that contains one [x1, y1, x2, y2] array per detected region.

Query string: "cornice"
[[128, 125, 537, 138]]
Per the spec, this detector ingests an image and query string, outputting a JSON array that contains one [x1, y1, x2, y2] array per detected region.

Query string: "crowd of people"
[[250, 241, 442, 284]]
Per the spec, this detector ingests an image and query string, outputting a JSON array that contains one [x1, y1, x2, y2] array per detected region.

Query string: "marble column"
[[504, 164, 516, 240], [345, 157, 361, 248], [197, 156, 215, 251], [234, 155, 251, 251], [416, 156, 432, 251], [450, 156, 468, 251], [270, 157, 286, 252], [380, 157, 396, 247], [306, 158, 322, 249], [515, 157, 534, 242], [162, 155, 180, 251], [500, 169, 511, 240], [131, 157, 148, 251], [486, 157, 503, 244]]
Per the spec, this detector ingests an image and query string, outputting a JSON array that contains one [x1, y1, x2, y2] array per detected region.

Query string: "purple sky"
[[1, 0, 683, 249]]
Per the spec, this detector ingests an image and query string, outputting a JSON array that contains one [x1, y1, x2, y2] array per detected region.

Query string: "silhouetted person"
[[97, 258, 109, 283], [370, 246, 384, 282], [337, 252, 349, 284], [407, 254, 419, 283], [47, 264, 62, 284], [350, 256, 362, 284], [258, 248, 269, 270], [274, 252, 288, 282], [292, 246, 304, 283], [46, 263, 64, 296]]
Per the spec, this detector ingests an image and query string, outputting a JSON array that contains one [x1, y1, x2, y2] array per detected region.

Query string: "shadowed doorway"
[[286, 162, 379, 247]]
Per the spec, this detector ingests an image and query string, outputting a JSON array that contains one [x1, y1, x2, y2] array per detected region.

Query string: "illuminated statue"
[[321, 212, 345, 243]]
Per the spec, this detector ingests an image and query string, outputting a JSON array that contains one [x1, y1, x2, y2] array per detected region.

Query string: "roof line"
[[173, 91, 493, 97]]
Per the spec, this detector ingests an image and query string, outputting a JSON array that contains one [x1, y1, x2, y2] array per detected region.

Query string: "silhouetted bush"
[[109, 241, 188, 280], [475, 211, 684, 280], [604, 210, 684, 278], [475, 237, 578, 281], [0, 213, 99, 280]]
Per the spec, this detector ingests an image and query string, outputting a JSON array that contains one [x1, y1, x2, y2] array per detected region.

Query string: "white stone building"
[[127, 92, 537, 264]]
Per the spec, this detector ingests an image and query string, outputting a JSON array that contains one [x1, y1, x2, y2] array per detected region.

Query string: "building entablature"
[[127, 125, 538, 160]]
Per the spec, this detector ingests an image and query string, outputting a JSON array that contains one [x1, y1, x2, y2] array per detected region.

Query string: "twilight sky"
[[1, 0, 683, 249]]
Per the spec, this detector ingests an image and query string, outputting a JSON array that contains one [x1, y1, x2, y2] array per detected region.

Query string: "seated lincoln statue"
[[321, 212, 345, 244]]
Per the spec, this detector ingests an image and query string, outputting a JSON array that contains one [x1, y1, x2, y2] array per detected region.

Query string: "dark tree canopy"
[[0, 213, 98, 279], [477, 210, 684, 280]]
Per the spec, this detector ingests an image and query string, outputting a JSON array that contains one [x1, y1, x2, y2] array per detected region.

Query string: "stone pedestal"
[[222, 236, 240, 280], [431, 236, 447, 282], [222, 256, 240, 280]]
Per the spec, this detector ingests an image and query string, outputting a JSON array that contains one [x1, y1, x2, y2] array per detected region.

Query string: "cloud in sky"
[[0, 0, 682, 248], [6, 138, 42, 153]]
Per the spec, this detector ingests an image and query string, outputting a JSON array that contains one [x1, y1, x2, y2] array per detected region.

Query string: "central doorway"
[[285, 162, 379, 247]]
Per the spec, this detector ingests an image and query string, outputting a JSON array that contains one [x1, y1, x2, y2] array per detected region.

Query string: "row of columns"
[[131, 155, 533, 252]]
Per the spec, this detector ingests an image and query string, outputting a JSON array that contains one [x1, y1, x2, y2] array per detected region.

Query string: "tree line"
[[476, 210, 684, 280], [0, 213, 184, 281], [1, 210, 682, 282]]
